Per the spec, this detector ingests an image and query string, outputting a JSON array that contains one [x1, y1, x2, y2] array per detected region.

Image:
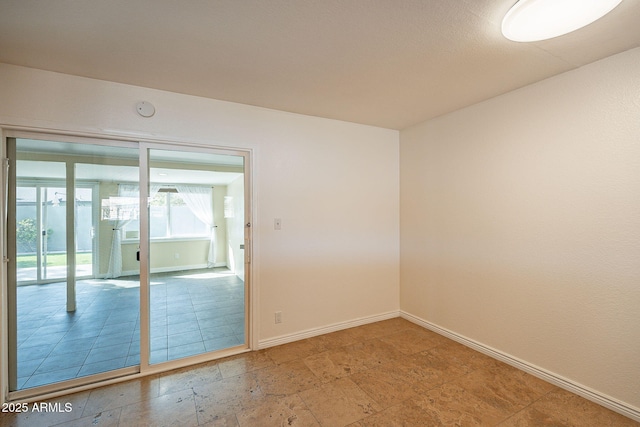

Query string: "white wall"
[[0, 63, 400, 346], [400, 48, 640, 413]]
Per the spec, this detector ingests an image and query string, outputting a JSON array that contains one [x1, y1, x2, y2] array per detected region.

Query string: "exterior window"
[[125, 191, 209, 240]]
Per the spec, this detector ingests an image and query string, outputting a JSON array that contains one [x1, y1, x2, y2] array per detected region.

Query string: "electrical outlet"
[[275, 311, 282, 324]]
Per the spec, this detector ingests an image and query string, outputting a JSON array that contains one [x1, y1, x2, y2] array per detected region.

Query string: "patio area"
[[17, 263, 93, 282], [15, 268, 245, 390]]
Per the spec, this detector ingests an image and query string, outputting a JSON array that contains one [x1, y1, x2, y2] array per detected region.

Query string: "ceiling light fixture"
[[502, 0, 623, 42]]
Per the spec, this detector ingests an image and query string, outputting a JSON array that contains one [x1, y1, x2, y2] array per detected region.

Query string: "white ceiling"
[[1, 0, 639, 130]]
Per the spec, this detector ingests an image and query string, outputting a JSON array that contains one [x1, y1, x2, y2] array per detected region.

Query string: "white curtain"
[[175, 184, 216, 268], [106, 184, 138, 278], [106, 184, 161, 278]]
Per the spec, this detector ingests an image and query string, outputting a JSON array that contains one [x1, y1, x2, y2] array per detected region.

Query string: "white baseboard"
[[400, 310, 640, 423], [258, 310, 400, 349]]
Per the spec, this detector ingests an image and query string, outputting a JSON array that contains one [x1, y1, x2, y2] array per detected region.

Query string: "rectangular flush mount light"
[[502, 0, 623, 42]]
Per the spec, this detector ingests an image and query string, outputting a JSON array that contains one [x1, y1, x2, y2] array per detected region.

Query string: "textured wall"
[[400, 48, 640, 410]]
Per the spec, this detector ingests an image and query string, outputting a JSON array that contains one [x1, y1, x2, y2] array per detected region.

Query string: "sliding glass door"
[[15, 182, 67, 284], [5, 134, 250, 399], [7, 138, 141, 393], [15, 183, 95, 284], [146, 147, 247, 364]]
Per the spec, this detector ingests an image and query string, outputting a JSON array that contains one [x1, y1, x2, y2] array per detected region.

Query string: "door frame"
[[1, 129, 254, 403]]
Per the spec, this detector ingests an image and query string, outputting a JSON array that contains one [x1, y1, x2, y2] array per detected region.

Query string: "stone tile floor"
[[2, 318, 637, 426]]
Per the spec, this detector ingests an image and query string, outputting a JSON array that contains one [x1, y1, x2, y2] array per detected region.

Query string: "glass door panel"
[[15, 186, 38, 282], [41, 185, 67, 282], [75, 186, 95, 279], [9, 138, 140, 393], [147, 147, 247, 364], [15, 180, 67, 284], [16, 181, 102, 284]]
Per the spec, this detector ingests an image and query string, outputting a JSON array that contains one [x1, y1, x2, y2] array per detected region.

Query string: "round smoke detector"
[[136, 101, 156, 117]]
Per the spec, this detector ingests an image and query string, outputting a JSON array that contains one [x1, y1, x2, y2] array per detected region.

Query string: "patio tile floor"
[[15, 268, 244, 390]]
